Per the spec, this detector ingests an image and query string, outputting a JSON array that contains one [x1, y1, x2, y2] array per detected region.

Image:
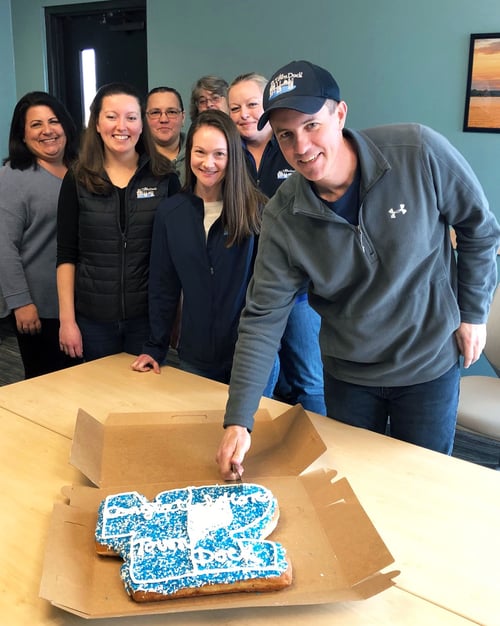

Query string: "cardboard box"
[[40, 405, 399, 618]]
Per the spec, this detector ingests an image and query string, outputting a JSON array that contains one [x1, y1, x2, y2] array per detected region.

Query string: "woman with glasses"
[[189, 75, 229, 122], [146, 86, 187, 185], [131, 110, 278, 392], [56, 82, 180, 362]]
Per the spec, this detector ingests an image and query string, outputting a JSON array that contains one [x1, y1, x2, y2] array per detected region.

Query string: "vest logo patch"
[[137, 187, 157, 199], [277, 169, 294, 180]]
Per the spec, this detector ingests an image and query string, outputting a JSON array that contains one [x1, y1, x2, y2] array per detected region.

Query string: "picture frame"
[[463, 33, 500, 133]]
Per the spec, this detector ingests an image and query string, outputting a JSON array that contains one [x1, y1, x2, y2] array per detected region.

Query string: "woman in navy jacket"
[[132, 110, 277, 387]]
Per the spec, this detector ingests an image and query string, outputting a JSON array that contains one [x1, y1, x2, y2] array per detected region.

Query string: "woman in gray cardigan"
[[0, 91, 80, 378]]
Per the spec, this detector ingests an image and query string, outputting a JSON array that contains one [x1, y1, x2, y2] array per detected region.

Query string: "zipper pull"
[[358, 226, 366, 253]]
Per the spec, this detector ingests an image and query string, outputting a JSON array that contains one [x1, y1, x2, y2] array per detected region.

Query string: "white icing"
[[187, 493, 233, 546]]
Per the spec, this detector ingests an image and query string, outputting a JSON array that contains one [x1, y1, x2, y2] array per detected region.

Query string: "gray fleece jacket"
[[224, 123, 500, 430], [0, 164, 62, 319]]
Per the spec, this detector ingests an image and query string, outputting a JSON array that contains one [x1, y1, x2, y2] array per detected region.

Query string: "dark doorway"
[[45, 0, 147, 132]]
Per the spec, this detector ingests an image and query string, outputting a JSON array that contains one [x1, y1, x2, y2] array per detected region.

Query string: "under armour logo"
[[388, 204, 407, 219]]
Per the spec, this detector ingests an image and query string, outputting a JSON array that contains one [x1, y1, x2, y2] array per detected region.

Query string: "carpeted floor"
[[452, 429, 499, 469], [1, 315, 498, 469], [0, 316, 24, 385]]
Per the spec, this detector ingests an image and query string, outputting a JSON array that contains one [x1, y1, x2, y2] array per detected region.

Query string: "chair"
[[456, 286, 500, 448]]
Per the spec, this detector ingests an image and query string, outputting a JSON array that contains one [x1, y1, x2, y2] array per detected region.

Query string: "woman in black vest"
[[56, 83, 180, 361]]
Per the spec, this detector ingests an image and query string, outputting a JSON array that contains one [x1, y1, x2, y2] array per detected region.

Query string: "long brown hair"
[[74, 82, 175, 195], [184, 110, 267, 247]]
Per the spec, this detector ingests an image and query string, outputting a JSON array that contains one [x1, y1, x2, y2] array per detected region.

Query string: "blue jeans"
[[323, 362, 460, 454], [274, 295, 326, 414], [179, 354, 280, 398], [77, 315, 150, 361]]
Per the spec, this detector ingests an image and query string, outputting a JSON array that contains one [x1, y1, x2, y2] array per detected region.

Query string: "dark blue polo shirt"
[[242, 135, 294, 199]]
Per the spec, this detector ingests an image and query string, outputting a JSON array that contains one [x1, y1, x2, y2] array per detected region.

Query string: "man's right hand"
[[216, 425, 251, 480]]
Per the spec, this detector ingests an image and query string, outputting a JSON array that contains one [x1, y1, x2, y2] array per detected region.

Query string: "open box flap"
[[298, 469, 395, 586], [70, 405, 327, 487], [70, 409, 105, 487]]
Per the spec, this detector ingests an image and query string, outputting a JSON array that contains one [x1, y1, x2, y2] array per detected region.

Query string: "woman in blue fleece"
[[132, 110, 278, 390]]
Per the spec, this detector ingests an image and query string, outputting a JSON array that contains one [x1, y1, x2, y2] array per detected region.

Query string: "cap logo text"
[[269, 71, 303, 101]]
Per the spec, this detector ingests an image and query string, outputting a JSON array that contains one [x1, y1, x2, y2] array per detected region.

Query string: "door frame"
[[45, 0, 147, 105]]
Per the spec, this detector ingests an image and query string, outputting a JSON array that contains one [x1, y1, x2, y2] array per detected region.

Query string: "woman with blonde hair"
[[228, 72, 325, 414]]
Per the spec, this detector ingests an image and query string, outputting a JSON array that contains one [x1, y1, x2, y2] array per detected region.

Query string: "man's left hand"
[[455, 322, 487, 368]]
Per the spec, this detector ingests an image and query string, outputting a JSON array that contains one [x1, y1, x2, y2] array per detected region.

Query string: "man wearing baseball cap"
[[217, 60, 500, 480]]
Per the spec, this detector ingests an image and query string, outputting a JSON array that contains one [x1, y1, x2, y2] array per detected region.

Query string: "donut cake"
[[95, 483, 292, 601]]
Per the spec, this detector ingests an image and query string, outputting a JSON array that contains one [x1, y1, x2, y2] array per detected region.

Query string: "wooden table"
[[0, 354, 498, 625]]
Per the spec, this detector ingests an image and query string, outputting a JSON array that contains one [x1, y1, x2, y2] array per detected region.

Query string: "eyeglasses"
[[146, 108, 183, 120], [197, 94, 224, 107]]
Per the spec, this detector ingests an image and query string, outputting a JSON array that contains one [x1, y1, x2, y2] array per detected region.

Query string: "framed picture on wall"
[[463, 33, 500, 132]]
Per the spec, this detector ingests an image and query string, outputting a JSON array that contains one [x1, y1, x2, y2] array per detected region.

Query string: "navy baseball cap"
[[257, 60, 341, 130]]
